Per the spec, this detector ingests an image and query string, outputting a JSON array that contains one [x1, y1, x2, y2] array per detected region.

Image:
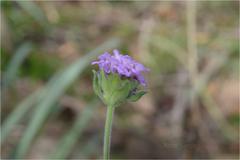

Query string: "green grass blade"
[[151, 36, 187, 66], [2, 42, 33, 87], [1, 70, 64, 144], [14, 38, 120, 158], [51, 100, 99, 159], [1, 89, 43, 144], [76, 134, 100, 159], [17, 1, 47, 25]]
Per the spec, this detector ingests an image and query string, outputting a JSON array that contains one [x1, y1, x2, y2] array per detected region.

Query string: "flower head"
[[92, 49, 149, 86], [92, 49, 149, 107]]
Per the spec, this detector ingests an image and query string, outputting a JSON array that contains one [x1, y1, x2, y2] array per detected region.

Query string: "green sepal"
[[92, 69, 147, 107], [92, 70, 102, 99], [127, 91, 146, 102], [111, 79, 131, 107], [100, 69, 108, 93]]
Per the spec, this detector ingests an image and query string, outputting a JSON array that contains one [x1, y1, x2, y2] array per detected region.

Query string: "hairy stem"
[[103, 105, 115, 160]]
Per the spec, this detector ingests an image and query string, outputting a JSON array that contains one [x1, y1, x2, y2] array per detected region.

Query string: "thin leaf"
[[2, 42, 33, 87], [77, 134, 100, 158], [151, 36, 187, 67], [17, 1, 47, 26], [1, 89, 43, 144], [50, 100, 99, 159], [0, 71, 64, 144]]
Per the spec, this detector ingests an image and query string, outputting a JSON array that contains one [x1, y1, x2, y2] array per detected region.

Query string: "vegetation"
[[1, 1, 239, 159]]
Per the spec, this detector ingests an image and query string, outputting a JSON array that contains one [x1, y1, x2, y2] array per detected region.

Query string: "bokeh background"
[[1, 1, 239, 159]]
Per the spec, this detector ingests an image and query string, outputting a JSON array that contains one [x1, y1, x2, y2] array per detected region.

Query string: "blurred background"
[[1, 1, 239, 159]]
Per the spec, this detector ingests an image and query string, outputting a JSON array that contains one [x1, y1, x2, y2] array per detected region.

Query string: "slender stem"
[[103, 105, 115, 160]]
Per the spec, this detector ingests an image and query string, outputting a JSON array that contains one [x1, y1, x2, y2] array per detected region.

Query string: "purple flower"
[[92, 49, 149, 86]]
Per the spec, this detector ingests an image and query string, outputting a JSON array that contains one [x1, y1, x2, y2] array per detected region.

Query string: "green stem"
[[103, 105, 115, 160]]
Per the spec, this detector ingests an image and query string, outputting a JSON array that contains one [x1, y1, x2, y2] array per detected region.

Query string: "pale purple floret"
[[92, 49, 149, 86]]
